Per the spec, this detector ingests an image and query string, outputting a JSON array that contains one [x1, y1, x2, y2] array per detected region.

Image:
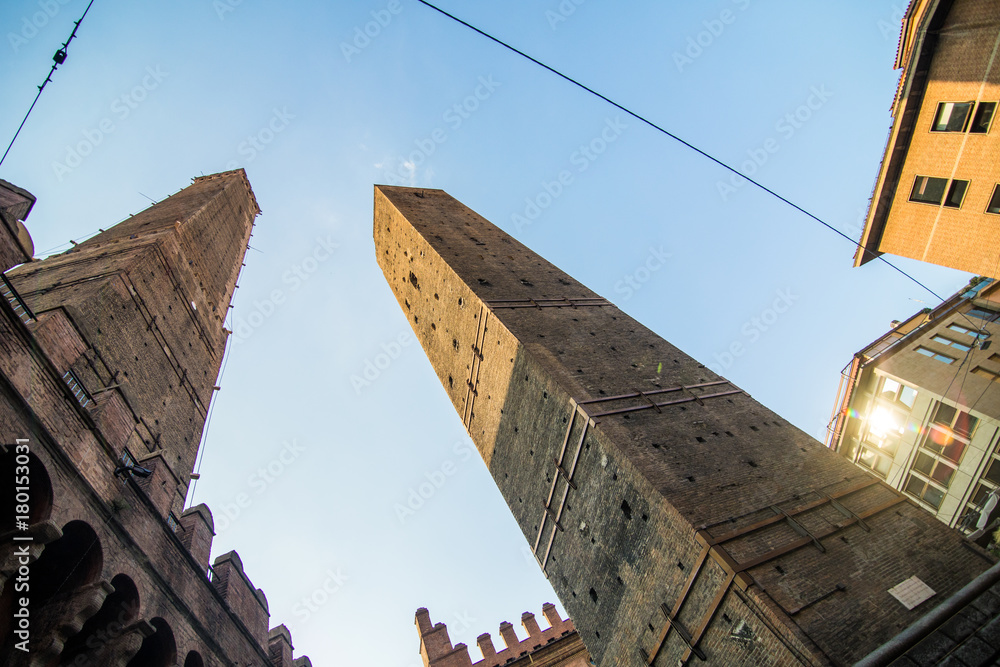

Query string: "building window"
[[948, 323, 976, 336], [856, 376, 915, 479], [972, 366, 1000, 382], [916, 346, 956, 364], [932, 101, 974, 132], [879, 377, 918, 408], [932, 101, 995, 133], [910, 176, 948, 204], [904, 474, 946, 509], [970, 102, 997, 134], [968, 307, 1000, 324], [943, 179, 969, 208], [930, 334, 972, 352], [988, 185, 1000, 215]]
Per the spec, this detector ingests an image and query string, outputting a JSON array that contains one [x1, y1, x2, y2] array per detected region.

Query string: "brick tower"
[[375, 185, 1000, 666], [0, 171, 311, 666]]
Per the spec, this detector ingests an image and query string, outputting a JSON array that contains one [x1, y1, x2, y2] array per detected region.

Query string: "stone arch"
[[125, 617, 177, 667], [0, 520, 104, 662], [0, 447, 54, 532], [183, 650, 204, 667], [59, 573, 141, 665]]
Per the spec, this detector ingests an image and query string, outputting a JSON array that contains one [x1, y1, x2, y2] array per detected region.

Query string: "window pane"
[[874, 455, 892, 477], [904, 475, 925, 497], [986, 460, 1000, 485], [968, 307, 1000, 323], [933, 102, 973, 131], [923, 485, 945, 509], [944, 179, 969, 208], [910, 176, 948, 204], [973, 483, 992, 505], [954, 412, 977, 438], [914, 451, 935, 475], [948, 323, 974, 336], [899, 385, 917, 408], [971, 102, 996, 134], [988, 185, 1000, 215], [973, 366, 1000, 382], [934, 403, 957, 426], [881, 378, 901, 399], [942, 438, 966, 464], [931, 462, 955, 486]]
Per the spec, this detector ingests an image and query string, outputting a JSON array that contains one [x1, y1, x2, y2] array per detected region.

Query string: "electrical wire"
[[412, 0, 950, 304], [0, 0, 96, 169]]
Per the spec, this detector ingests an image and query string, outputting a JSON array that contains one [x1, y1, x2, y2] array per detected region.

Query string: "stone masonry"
[[375, 185, 999, 666], [0, 171, 311, 666]]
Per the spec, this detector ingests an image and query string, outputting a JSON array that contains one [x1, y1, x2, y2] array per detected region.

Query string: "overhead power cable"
[[412, 0, 948, 303], [0, 0, 96, 169]]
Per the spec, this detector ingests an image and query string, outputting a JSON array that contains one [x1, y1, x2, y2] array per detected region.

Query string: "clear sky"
[[0, 1, 973, 664]]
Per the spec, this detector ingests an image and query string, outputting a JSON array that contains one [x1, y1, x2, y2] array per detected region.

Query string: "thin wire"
[[412, 0, 948, 303], [0, 0, 96, 169]]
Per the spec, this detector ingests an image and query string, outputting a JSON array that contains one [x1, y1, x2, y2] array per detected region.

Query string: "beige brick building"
[[827, 277, 1000, 533], [856, 0, 1000, 276]]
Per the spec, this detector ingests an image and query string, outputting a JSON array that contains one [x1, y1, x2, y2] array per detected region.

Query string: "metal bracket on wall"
[[577, 380, 745, 418], [532, 399, 593, 573], [485, 296, 610, 309], [463, 305, 489, 429]]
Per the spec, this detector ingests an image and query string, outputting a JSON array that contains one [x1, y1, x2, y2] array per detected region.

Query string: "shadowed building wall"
[[375, 185, 998, 666], [0, 171, 311, 666]]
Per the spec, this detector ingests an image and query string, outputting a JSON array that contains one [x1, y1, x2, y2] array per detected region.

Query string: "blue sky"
[[0, 1, 973, 664]]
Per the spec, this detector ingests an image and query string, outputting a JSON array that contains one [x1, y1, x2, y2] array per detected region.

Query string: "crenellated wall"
[[416, 604, 591, 667]]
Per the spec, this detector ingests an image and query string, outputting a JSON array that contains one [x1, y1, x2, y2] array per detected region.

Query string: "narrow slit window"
[[943, 179, 969, 208], [970, 102, 996, 134], [910, 176, 948, 204], [932, 101, 973, 132], [916, 346, 956, 364]]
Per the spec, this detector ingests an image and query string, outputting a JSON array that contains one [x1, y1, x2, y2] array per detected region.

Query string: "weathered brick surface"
[[376, 186, 998, 666], [0, 171, 309, 666]]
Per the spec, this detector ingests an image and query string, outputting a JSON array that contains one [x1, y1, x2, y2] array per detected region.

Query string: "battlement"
[[416, 605, 589, 667]]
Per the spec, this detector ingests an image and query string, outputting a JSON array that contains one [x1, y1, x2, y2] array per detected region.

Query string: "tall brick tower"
[[375, 185, 1000, 666], [0, 171, 311, 666]]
